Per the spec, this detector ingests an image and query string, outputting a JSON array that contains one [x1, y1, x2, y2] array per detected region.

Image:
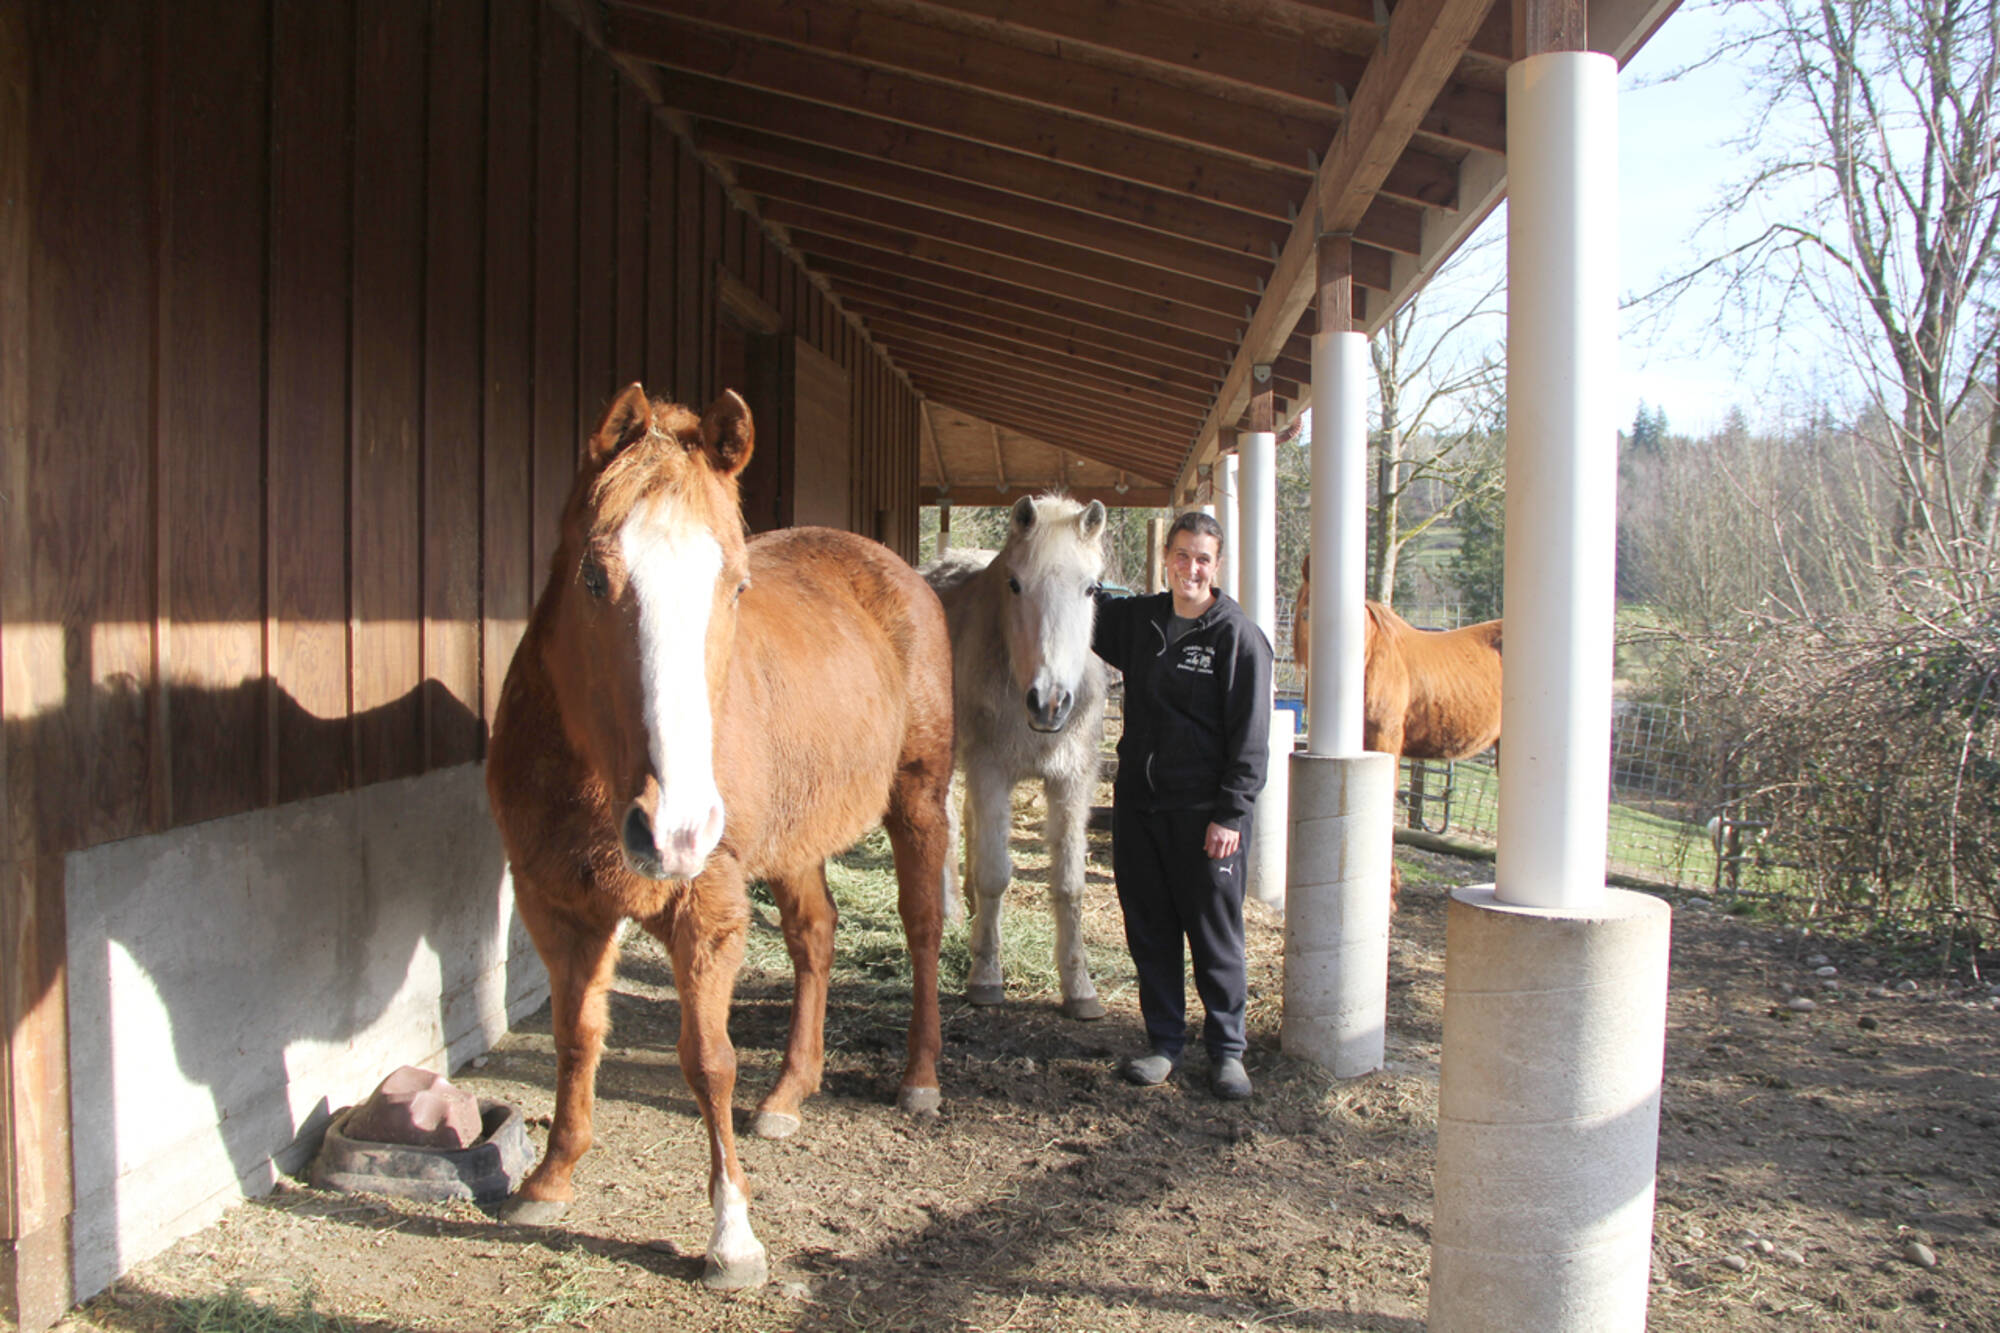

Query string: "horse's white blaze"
[[622, 501, 727, 877], [707, 1166, 764, 1271], [1024, 571, 1096, 703]]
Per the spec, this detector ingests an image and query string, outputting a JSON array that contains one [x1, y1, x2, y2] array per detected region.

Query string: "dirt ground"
[[55, 821, 2000, 1332]]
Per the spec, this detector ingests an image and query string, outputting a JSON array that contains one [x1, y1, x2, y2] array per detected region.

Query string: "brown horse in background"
[[485, 384, 953, 1289], [1293, 553, 1503, 760], [1294, 555, 1503, 906]]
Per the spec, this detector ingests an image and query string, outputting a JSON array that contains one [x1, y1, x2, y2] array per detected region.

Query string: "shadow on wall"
[[19, 676, 547, 1301]]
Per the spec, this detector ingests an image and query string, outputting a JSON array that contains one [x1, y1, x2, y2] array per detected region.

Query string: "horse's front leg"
[[504, 888, 622, 1225], [751, 861, 835, 1139], [1044, 768, 1105, 1020], [962, 763, 1015, 1006], [665, 888, 767, 1290]]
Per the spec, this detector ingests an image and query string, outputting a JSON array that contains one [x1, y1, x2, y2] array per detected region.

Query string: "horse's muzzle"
[[620, 800, 721, 880], [1025, 686, 1074, 733]]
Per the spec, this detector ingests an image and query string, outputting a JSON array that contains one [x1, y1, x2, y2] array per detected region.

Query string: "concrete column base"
[[1429, 885, 1672, 1333], [1248, 708, 1296, 914], [1281, 751, 1394, 1077]]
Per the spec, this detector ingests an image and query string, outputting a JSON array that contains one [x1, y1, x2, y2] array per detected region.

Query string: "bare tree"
[[1645, 0, 2000, 599], [1367, 237, 1508, 606]]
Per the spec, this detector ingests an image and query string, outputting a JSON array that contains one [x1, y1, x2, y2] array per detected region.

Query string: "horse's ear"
[[698, 390, 755, 478], [1010, 495, 1036, 533], [1080, 499, 1107, 541], [587, 383, 653, 466]]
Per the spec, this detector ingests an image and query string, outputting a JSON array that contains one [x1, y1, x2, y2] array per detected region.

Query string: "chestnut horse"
[[1292, 553, 1503, 759], [486, 384, 952, 1289]]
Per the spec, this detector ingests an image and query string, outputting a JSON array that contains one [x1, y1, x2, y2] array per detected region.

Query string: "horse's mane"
[[921, 547, 996, 595]]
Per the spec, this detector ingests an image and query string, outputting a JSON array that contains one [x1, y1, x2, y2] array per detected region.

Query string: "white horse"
[[923, 495, 1110, 1020]]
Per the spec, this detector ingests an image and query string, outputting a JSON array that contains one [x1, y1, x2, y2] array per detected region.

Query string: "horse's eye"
[[580, 559, 609, 599], [734, 578, 750, 602], [1007, 576, 1022, 595]]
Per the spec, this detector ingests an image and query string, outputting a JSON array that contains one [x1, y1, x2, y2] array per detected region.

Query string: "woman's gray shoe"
[[1121, 1050, 1178, 1086], [1211, 1056, 1252, 1100]]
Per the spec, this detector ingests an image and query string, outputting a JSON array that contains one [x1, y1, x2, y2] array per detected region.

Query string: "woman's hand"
[[1204, 822, 1240, 859]]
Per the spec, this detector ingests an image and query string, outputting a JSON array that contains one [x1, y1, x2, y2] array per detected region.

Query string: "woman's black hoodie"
[[1092, 589, 1274, 833]]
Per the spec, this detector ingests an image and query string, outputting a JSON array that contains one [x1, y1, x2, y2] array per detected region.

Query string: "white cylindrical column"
[[1281, 751, 1393, 1076], [1430, 887, 1671, 1332], [1216, 452, 1241, 601], [1237, 431, 1285, 915], [1308, 330, 1370, 757], [1238, 432, 1276, 638], [1497, 52, 1620, 912], [1248, 709, 1295, 914]]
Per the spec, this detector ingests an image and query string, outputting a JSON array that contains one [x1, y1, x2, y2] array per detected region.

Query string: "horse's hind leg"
[[885, 761, 948, 1113], [751, 860, 836, 1140], [1045, 767, 1105, 1020], [962, 761, 1015, 1006], [504, 887, 622, 1225]]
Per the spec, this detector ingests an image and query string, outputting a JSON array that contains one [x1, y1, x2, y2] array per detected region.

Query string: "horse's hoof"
[[897, 1085, 942, 1116], [701, 1247, 770, 1291], [1062, 995, 1107, 1021], [751, 1109, 802, 1140], [501, 1195, 570, 1228], [966, 983, 1006, 1006]]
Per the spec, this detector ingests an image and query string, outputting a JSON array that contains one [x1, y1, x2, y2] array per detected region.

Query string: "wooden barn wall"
[[0, 0, 919, 1305]]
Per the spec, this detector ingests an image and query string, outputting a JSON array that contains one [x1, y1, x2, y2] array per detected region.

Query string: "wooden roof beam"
[[1179, 0, 1500, 495]]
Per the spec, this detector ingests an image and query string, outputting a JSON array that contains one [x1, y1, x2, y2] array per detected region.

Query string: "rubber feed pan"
[[310, 1098, 533, 1204]]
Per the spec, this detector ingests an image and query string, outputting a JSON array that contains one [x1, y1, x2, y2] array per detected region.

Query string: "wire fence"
[[1390, 701, 1718, 889]]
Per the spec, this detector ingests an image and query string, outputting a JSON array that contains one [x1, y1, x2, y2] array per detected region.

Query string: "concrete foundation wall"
[[63, 763, 547, 1301]]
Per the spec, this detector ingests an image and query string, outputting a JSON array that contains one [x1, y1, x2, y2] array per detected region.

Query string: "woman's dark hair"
[[1165, 509, 1224, 553]]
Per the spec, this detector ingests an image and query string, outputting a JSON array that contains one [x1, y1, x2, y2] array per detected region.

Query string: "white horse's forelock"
[[621, 495, 727, 872]]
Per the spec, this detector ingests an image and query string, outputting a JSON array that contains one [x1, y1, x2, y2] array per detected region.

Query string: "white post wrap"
[[1308, 330, 1370, 757], [1216, 452, 1241, 601], [1432, 52, 1669, 1333], [1238, 432, 1277, 637], [1496, 51, 1620, 912], [1247, 709, 1294, 913], [1281, 751, 1393, 1076], [1430, 888, 1670, 1332], [1238, 430, 1286, 914]]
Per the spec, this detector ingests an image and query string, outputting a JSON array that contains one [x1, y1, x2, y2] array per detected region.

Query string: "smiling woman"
[[1090, 511, 1274, 1101]]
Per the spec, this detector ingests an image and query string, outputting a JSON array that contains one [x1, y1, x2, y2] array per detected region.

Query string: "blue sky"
[[1402, 0, 1841, 441], [1611, 0, 1807, 437]]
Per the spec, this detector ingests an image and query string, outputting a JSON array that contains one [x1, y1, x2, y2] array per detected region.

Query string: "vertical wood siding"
[[1, 0, 923, 1263], [7, 0, 920, 847]]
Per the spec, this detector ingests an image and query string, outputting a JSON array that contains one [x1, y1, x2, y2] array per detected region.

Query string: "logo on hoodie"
[[1177, 643, 1215, 675]]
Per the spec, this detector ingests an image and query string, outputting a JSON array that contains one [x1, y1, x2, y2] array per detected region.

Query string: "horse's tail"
[[941, 789, 966, 925]]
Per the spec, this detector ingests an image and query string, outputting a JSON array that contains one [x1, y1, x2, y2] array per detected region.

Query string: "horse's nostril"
[[622, 805, 654, 860]]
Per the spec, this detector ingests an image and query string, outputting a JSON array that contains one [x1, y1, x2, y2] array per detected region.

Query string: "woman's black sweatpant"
[[1110, 803, 1249, 1063]]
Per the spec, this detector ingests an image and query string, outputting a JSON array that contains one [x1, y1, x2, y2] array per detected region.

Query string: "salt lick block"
[[1429, 885, 1671, 1333], [1282, 750, 1394, 1077], [344, 1064, 483, 1150]]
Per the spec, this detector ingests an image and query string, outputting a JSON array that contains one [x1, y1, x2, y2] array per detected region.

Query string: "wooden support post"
[[1513, 0, 1586, 57], [3, 7, 77, 1328], [1248, 365, 1276, 435], [1317, 234, 1354, 333]]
